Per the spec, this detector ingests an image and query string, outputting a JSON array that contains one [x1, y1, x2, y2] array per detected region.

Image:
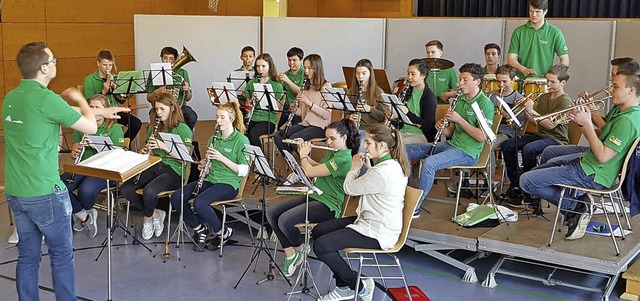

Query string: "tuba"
[[168, 46, 197, 100]]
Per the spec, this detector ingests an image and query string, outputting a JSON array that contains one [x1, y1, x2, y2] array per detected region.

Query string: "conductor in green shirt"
[[507, 0, 570, 80]]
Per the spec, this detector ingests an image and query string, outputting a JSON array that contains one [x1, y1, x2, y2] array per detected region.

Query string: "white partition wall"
[[385, 19, 504, 83], [262, 17, 386, 86], [134, 15, 261, 121]]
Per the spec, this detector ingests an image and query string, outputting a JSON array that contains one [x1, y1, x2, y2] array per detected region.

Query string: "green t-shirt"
[[401, 88, 424, 135], [311, 149, 352, 218], [283, 67, 305, 105], [145, 123, 193, 177], [243, 78, 284, 124], [84, 70, 119, 107], [580, 106, 640, 188], [204, 129, 250, 190], [3, 79, 82, 197], [147, 68, 191, 106], [447, 91, 495, 158], [426, 68, 459, 104], [72, 122, 125, 161], [535, 93, 572, 144], [508, 21, 569, 80]]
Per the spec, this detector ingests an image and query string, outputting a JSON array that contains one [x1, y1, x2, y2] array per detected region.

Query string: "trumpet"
[[506, 90, 543, 125], [533, 97, 609, 127], [282, 139, 338, 152], [65, 133, 88, 184]]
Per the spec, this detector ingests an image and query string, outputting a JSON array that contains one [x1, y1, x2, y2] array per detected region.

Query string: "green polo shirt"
[[447, 91, 495, 158], [283, 67, 305, 106], [147, 68, 190, 106], [72, 122, 125, 161], [145, 123, 193, 177], [311, 149, 352, 218], [204, 129, 250, 190], [426, 68, 459, 104], [401, 88, 424, 135], [508, 21, 569, 79], [535, 93, 572, 144], [3, 79, 82, 197], [580, 106, 640, 188], [243, 78, 284, 124], [84, 70, 119, 107]]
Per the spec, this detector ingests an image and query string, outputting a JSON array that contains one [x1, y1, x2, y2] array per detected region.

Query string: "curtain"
[[418, 0, 640, 18]]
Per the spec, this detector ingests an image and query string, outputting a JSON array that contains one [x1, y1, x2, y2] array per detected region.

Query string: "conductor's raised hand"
[[61, 87, 86, 105], [98, 107, 130, 119]]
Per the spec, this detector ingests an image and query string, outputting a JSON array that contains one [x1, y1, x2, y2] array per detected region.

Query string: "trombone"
[[506, 91, 543, 126], [533, 86, 611, 127]]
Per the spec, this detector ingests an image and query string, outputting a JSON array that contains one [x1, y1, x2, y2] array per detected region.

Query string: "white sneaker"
[[317, 286, 356, 301], [8, 228, 19, 244], [153, 210, 166, 237], [142, 222, 154, 240], [358, 278, 375, 301], [84, 209, 98, 238]]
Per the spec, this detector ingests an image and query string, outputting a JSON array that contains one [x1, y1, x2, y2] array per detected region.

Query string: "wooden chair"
[[548, 137, 639, 256], [342, 186, 423, 301]]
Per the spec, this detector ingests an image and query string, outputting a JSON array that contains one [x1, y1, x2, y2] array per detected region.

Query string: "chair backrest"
[[474, 113, 503, 168], [233, 158, 254, 199], [435, 104, 450, 121], [615, 137, 640, 190], [340, 195, 354, 218], [390, 186, 424, 251]]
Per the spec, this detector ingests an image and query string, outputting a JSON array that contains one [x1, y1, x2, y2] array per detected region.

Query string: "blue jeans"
[[501, 134, 560, 184], [169, 181, 238, 232], [266, 196, 335, 249], [61, 173, 107, 214], [7, 187, 77, 301], [539, 145, 589, 165], [406, 142, 477, 204], [520, 157, 604, 210]]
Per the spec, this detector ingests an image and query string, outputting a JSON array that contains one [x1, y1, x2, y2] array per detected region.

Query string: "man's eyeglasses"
[[42, 58, 57, 66]]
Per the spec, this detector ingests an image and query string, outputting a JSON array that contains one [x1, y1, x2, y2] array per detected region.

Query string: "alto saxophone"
[[354, 80, 364, 128], [429, 89, 461, 156], [65, 133, 88, 184], [283, 77, 308, 135], [134, 117, 161, 184], [193, 125, 220, 196]]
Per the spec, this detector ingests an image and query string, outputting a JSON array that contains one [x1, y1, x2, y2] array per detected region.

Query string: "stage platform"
[[405, 198, 640, 300]]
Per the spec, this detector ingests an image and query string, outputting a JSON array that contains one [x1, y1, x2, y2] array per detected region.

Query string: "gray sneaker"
[[317, 286, 356, 301], [358, 278, 375, 301], [83, 209, 98, 238], [72, 216, 84, 232]]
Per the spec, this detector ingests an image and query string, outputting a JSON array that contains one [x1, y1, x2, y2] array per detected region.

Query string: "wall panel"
[[3, 61, 21, 94], [319, 0, 361, 17], [46, 24, 135, 58], [227, 0, 263, 16], [150, 0, 187, 15], [614, 20, 640, 59], [2, 0, 46, 22], [45, 0, 152, 23], [2, 23, 47, 60], [288, 0, 319, 17]]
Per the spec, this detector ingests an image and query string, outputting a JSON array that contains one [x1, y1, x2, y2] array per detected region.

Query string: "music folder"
[[159, 132, 196, 163], [150, 63, 174, 86], [209, 82, 239, 105], [63, 149, 161, 182], [253, 83, 281, 111], [322, 87, 356, 112]]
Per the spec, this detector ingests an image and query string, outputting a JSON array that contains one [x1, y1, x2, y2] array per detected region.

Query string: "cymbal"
[[425, 58, 454, 70]]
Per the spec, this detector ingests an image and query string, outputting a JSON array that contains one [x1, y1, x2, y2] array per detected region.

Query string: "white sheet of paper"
[[228, 70, 254, 93], [210, 82, 238, 104], [471, 102, 497, 143], [159, 132, 195, 163], [87, 135, 116, 152], [150, 63, 173, 86], [323, 87, 355, 112], [282, 150, 322, 195], [494, 95, 521, 127], [79, 149, 149, 174], [380, 93, 413, 125], [244, 144, 275, 179], [253, 83, 280, 111]]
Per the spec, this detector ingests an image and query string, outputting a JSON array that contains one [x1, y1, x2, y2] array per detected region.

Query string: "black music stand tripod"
[[235, 145, 292, 288]]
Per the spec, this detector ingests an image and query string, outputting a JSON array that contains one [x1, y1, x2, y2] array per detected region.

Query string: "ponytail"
[[218, 102, 246, 134], [327, 119, 360, 156], [366, 124, 410, 177]]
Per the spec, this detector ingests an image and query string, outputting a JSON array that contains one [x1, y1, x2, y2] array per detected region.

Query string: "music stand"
[[228, 70, 255, 108], [158, 132, 201, 258], [321, 87, 357, 120], [251, 82, 284, 177], [379, 93, 414, 129], [279, 150, 322, 300], [235, 145, 292, 288], [63, 149, 161, 301], [208, 82, 239, 106], [342, 66, 392, 94], [86, 136, 117, 152]]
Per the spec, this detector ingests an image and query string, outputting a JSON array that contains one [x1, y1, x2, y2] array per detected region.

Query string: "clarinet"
[[193, 125, 220, 196], [283, 77, 308, 135], [245, 74, 261, 128], [354, 80, 364, 128], [429, 89, 461, 156], [384, 80, 413, 128], [134, 117, 161, 184], [65, 133, 88, 184]]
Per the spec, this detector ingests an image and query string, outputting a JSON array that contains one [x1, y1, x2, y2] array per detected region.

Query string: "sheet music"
[[159, 132, 195, 162], [323, 87, 356, 112], [253, 83, 280, 111], [87, 135, 116, 152], [380, 93, 413, 125], [114, 70, 144, 94], [471, 102, 497, 143], [150, 63, 173, 86], [494, 94, 522, 127], [210, 82, 238, 104], [282, 150, 322, 195], [243, 144, 275, 179], [228, 70, 254, 94], [79, 149, 149, 174]]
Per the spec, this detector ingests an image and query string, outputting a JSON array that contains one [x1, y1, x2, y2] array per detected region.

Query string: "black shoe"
[[205, 227, 233, 251], [565, 195, 593, 240], [503, 197, 525, 208], [192, 225, 210, 252], [504, 186, 523, 199]]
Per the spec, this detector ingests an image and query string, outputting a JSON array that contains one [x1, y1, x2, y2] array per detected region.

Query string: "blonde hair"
[[217, 102, 246, 134]]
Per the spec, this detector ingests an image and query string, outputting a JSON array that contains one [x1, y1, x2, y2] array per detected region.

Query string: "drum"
[[523, 77, 547, 97], [481, 74, 499, 94]]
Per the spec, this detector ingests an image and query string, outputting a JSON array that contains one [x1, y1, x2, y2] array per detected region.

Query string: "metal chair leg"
[[548, 188, 566, 247]]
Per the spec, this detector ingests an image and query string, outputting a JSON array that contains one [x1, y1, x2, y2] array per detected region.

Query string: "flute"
[[282, 139, 338, 152]]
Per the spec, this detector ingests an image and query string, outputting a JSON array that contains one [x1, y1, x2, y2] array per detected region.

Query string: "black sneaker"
[[503, 197, 525, 208], [205, 227, 234, 251], [192, 225, 210, 252], [565, 195, 593, 240]]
